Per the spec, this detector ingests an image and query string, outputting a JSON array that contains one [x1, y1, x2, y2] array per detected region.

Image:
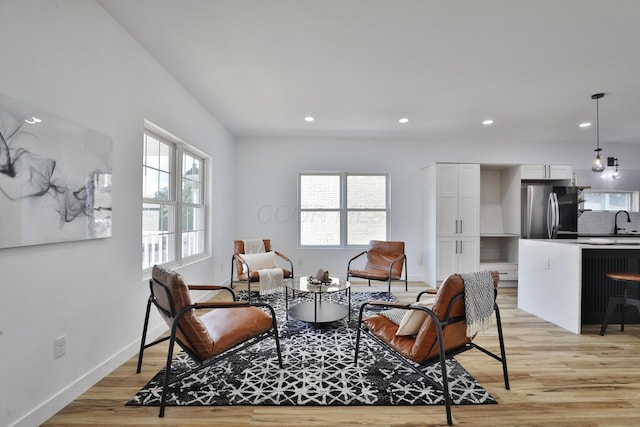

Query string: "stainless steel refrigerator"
[[521, 185, 578, 239]]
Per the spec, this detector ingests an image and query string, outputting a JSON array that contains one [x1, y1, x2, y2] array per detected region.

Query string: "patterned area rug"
[[127, 290, 496, 407]]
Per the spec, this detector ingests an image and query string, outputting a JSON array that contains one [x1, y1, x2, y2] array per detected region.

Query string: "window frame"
[[298, 172, 390, 248], [142, 122, 210, 273]]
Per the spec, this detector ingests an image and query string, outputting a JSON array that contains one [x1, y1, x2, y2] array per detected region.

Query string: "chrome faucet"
[[614, 210, 631, 235]]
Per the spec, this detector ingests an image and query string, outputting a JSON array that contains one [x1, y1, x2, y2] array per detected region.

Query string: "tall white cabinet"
[[423, 162, 523, 287], [423, 163, 480, 285]]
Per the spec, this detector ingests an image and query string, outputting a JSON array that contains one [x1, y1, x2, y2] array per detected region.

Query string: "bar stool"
[[599, 272, 640, 336]]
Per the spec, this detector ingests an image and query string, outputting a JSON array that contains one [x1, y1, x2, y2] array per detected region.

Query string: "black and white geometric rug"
[[127, 290, 496, 407]]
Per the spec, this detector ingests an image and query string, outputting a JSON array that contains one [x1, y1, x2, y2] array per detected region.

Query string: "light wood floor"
[[43, 281, 640, 427]]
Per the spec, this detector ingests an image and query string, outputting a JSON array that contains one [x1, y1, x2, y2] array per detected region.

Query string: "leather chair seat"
[[201, 307, 274, 357], [349, 268, 401, 281], [362, 316, 416, 360]]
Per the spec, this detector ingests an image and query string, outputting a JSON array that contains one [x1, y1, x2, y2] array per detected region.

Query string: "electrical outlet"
[[298, 258, 303, 265], [544, 258, 551, 270], [54, 336, 66, 359]]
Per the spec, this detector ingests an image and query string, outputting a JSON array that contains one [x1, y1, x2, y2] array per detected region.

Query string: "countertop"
[[530, 237, 640, 247]]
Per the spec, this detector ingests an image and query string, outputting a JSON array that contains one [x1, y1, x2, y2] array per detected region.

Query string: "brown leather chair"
[[354, 271, 509, 426], [137, 265, 283, 417], [230, 239, 294, 297], [347, 240, 407, 297]]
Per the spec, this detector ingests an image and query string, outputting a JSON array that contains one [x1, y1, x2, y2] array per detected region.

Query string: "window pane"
[[347, 175, 386, 209], [142, 203, 175, 269], [144, 134, 160, 169], [347, 211, 387, 245], [142, 166, 159, 199], [143, 134, 172, 201], [584, 191, 632, 211], [157, 171, 170, 200], [159, 140, 171, 172], [300, 175, 340, 209], [300, 211, 340, 245], [182, 206, 205, 257], [182, 153, 202, 204]]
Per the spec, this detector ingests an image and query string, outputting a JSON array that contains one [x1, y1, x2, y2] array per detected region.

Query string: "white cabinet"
[[435, 163, 480, 236], [436, 237, 480, 282], [520, 164, 573, 180], [423, 163, 480, 285]]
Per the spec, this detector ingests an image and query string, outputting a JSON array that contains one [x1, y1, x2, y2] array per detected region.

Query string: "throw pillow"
[[379, 308, 406, 325], [396, 298, 436, 336], [241, 251, 277, 273]]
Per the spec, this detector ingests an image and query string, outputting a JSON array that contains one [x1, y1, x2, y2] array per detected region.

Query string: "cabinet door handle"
[[459, 240, 463, 254], [459, 220, 462, 234]]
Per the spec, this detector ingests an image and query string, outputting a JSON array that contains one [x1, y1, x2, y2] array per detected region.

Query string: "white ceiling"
[[98, 0, 640, 145]]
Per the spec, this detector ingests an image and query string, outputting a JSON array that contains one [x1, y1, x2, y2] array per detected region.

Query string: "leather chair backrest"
[[233, 239, 272, 275], [151, 265, 216, 361], [409, 271, 499, 362], [364, 240, 405, 277]]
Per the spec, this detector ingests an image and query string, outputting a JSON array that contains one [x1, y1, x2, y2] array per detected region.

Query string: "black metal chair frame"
[[346, 250, 408, 297], [354, 289, 509, 426], [230, 251, 294, 298], [137, 277, 283, 417]]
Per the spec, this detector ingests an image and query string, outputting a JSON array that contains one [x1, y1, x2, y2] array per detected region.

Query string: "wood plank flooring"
[[43, 281, 640, 426]]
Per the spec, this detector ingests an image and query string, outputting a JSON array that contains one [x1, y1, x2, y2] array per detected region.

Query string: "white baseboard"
[[12, 322, 169, 427]]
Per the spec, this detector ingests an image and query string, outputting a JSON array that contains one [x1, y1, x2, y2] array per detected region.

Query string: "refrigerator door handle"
[[549, 194, 560, 237], [547, 192, 559, 239], [547, 193, 553, 239]]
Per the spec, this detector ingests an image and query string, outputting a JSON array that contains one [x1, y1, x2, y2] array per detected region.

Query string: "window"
[[299, 173, 389, 246], [142, 124, 208, 270], [583, 190, 639, 212]]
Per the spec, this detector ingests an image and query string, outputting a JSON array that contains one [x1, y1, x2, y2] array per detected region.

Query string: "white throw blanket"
[[243, 239, 265, 254], [258, 268, 284, 295], [460, 270, 495, 338]]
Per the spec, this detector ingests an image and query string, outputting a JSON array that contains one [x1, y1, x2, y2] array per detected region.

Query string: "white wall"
[[0, 1, 235, 426], [234, 137, 640, 281]]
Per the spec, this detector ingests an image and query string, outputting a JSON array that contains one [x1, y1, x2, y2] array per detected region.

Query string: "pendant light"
[[612, 158, 621, 180], [591, 93, 605, 172]]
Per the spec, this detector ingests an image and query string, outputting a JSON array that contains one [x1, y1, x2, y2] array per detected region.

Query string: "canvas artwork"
[[0, 93, 112, 249]]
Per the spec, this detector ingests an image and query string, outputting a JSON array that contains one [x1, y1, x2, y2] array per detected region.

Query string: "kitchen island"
[[518, 238, 640, 333]]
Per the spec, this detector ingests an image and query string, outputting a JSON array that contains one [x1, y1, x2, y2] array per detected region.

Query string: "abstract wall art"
[[0, 93, 113, 249]]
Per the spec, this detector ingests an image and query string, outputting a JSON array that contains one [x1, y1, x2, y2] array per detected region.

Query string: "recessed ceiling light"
[[304, 116, 314, 122], [398, 118, 409, 124], [579, 122, 591, 128], [482, 119, 494, 125], [24, 116, 42, 124]]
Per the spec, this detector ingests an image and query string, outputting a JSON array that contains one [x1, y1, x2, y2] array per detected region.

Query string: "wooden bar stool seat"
[[600, 272, 640, 336]]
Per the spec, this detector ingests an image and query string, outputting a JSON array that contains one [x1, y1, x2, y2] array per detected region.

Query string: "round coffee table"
[[285, 277, 351, 324]]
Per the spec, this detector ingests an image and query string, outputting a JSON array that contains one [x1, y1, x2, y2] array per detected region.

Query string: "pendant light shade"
[[591, 93, 605, 173]]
